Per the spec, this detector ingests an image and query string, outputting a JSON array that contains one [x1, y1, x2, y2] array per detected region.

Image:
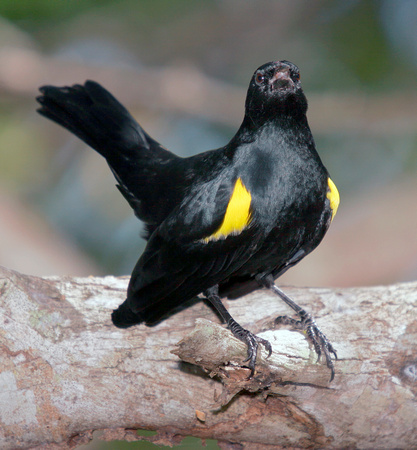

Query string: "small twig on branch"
[[172, 318, 333, 407]]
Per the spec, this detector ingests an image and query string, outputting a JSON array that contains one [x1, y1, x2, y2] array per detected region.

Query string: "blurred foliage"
[[329, 2, 391, 84], [79, 432, 220, 450], [0, 0, 121, 24], [1, 0, 416, 275], [1, 0, 414, 88], [0, 0, 206, 22]]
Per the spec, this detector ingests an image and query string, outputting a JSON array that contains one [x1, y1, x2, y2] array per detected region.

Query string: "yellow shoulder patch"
[[203, 177, 252, 242], [327, 177, 340, 221]]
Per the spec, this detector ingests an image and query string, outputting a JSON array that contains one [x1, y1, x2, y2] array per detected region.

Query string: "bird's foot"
[[227, 319, 272, 377], [275, 309, 337, 381]]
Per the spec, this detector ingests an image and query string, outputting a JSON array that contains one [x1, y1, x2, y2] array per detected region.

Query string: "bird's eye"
[[255, 72, 265, 85], [292, 72, 300, 82]]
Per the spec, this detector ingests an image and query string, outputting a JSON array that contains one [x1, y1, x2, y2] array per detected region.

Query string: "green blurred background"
[[0, 0, 416, 447]]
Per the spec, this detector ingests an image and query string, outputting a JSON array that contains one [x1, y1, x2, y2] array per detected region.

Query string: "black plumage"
[[37, 60, 339, 379]]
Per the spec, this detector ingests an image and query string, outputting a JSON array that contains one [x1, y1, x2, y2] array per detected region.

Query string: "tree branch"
[[0, 266, 416, 449]]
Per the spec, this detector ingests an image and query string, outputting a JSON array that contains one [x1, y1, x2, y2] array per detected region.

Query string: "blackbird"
[[37, 60, 339, 379]]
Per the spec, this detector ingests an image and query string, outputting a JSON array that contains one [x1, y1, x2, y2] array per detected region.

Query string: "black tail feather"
[[37, 81, 147, 160], [37, 80, 181, 230], [111, 301, 144, 328]]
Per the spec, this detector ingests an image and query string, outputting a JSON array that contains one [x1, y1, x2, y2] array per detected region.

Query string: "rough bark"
[[0, 265, 416, 449]]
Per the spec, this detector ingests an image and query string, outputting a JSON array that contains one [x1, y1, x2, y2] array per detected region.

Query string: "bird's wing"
[[122, 174, 262, 324]]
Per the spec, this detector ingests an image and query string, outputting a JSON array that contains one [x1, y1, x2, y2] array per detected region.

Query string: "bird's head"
[[245, 60, 308, 126]]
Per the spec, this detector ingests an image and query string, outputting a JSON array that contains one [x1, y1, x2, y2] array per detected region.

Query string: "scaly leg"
[[204, 286, 272, 376], [258, 275, 337, 381]]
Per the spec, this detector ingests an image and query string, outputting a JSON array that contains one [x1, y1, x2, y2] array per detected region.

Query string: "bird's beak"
[[271, 67, 294, 91]]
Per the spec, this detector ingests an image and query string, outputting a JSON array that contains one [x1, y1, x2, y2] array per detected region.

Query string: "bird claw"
[[275, 310, 337, 381], [228, 320, 272, 377]]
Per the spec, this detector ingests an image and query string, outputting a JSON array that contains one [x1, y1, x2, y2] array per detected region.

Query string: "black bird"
[[37, 60, 340, 379]]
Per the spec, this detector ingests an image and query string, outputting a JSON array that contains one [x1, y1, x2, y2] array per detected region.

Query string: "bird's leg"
[[257, 275, 337, 381], [204, 286, 272, 376]]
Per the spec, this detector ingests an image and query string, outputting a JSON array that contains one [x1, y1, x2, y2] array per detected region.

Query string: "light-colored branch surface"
[[0, 265, 416, 449]]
